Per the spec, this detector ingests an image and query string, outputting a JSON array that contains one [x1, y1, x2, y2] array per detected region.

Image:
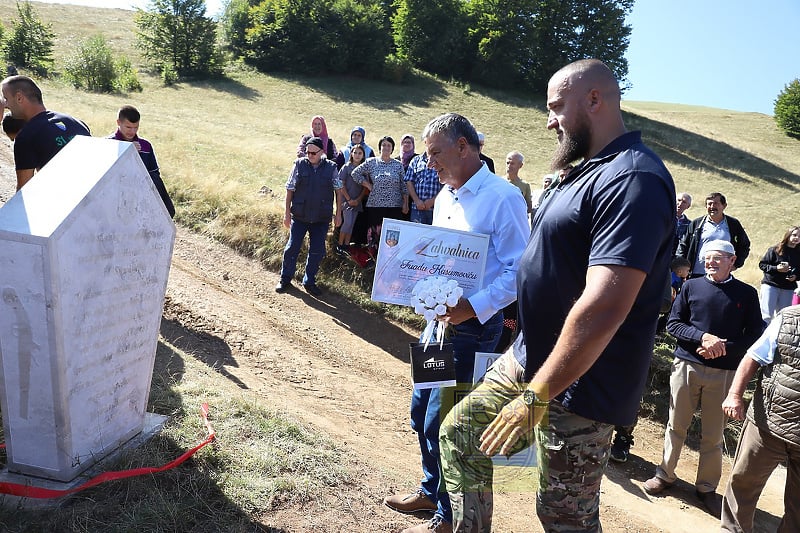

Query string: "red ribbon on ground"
[[0, 403, 216, 499]]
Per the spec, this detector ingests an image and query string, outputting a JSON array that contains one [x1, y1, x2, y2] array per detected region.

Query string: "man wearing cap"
[[475, 131, 495, 173], [644, 239, 763, 517], [276, 136, 343, 297]]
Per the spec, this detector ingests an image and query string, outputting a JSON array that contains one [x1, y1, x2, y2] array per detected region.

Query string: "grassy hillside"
[[4, 0, 799, 290], [0, 2, 797, 530]]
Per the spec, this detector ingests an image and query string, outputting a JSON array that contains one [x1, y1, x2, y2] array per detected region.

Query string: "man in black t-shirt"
[[0, 75, 90, 190]]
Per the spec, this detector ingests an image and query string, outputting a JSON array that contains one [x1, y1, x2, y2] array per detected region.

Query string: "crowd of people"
[[276, 61, 799, 533], [3, 64, 798, 533]]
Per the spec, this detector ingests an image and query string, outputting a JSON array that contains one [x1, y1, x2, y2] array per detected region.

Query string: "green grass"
[[0, 338, 352, 533], [1, 1, 798, 524]]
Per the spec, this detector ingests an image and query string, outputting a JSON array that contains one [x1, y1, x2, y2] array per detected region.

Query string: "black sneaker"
[[610, 432, 633, 463], [303, 283, 322, 297]]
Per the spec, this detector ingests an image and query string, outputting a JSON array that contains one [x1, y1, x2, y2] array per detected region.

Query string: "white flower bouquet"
[[411, 276, 463, 348]]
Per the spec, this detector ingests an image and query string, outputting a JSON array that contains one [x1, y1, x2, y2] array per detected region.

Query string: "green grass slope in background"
[[5, 0, 799, 290]]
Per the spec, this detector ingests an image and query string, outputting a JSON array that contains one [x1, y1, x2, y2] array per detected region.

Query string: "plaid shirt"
[[403, 153, 442, 205]]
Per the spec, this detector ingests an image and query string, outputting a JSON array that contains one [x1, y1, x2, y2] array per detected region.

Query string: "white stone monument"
[[0, 136, 175, 482]]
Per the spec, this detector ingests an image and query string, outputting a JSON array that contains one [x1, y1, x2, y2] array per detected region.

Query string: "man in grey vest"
[[721, 304, 800, 532], [276, 136, 342, 297]]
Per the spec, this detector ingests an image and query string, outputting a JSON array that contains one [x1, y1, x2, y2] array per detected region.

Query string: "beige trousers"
[[655, 357, 735, 493]]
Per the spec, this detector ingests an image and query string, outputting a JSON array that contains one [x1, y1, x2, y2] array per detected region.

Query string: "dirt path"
[[0, 140, 786, 532]]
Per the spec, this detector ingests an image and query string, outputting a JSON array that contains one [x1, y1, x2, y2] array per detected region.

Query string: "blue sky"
[[38, 0, 799, 115], [624, 0, 800, 115]]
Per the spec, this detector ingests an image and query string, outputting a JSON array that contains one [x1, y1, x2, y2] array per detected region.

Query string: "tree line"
[[221, 0, 634, 94], [3, 0, 798, 138]]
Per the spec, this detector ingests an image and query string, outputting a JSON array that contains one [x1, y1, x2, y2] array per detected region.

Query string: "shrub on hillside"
[[382, 54, 413, 84], [3, 1, 54, 75], [774, 79, 800, 138], [63, 35, 116, 92], [161, 63, 178, 86], [114, 57, 143, 93], [63, 36, 143, 94]]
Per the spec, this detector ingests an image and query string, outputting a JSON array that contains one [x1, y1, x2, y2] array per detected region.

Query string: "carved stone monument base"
[[0, 412, 168, 509]]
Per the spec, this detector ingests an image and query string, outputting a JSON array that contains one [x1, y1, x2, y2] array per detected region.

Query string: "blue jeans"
[[280, 219, 329, 285], [410, 312, 503, 524], [759, 283, 795, 323], [409, 207, 434, 225]]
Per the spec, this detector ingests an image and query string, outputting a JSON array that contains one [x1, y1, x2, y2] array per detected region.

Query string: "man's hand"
[[442, 297, 475, 325], [722, 393, 745, 421], [699, 333, 727, 359], [401, 201, 409, 215], [479, 395, 545, 457], [414, 198, 426, 210], [334, 211, 342, 228], [283, 213, 291, 229]]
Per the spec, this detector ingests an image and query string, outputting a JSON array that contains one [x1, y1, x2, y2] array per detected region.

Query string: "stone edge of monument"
[[0, 412, 169, 510]]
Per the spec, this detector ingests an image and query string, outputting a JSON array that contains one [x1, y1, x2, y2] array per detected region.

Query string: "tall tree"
[[135, 0, 223, 78], [237, 0, 390, 77], [3, 1, 55, 74], [466, 0, 537, 87], [220, 0, 257, 58], [467, 0, 633, 93], [392, 0, 474, 79], [774, 79, 800, 138]]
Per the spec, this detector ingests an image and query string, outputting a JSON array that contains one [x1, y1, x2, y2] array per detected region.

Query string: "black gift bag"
[[409, 342, 456, 389]]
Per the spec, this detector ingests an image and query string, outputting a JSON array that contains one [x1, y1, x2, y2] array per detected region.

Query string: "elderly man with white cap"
[[644, 240, 764, 517]]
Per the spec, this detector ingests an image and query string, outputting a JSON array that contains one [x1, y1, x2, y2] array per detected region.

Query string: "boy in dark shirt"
[[108, 105, 175, 218]]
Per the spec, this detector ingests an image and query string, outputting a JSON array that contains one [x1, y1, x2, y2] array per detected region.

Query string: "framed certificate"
[[370, 219, 490, 307]]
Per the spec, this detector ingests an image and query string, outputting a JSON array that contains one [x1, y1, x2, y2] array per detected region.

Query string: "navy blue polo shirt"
[[514, 131, 675, 427]]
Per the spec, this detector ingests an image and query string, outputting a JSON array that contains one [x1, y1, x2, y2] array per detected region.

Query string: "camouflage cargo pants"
[[440, 350, 614, 532]]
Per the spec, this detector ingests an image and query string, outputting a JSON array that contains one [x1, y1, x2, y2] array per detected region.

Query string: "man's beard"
[[551, 113, 591, 172]]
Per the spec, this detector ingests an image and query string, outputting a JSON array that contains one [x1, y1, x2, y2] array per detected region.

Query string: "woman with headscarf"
[[396, 133, 417, 171], [395, 133, 417, 220], [335, 126, 375, 169], [297, 116, 338, 160]]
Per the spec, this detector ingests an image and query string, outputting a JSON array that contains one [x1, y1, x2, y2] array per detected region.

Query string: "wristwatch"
[[522, 389, 548, 408]]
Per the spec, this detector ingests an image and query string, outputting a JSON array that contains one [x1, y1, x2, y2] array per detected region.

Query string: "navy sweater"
[[667, 276, 764, 370]]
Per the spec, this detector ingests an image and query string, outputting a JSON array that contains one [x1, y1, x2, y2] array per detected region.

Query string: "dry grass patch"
[[0, 338, 353, 533]]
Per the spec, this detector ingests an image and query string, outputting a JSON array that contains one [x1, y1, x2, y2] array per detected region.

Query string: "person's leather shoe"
[[400, 515, 453, 533], [383, 488, 437, 514], [275, 280, 291, 293], [696, 490, 723, 517], [303, 283, 322, 297], [643, 476, 673, 495]]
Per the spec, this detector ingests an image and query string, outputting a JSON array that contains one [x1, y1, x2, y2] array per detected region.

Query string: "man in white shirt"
[[384, 113, 529, 533]]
